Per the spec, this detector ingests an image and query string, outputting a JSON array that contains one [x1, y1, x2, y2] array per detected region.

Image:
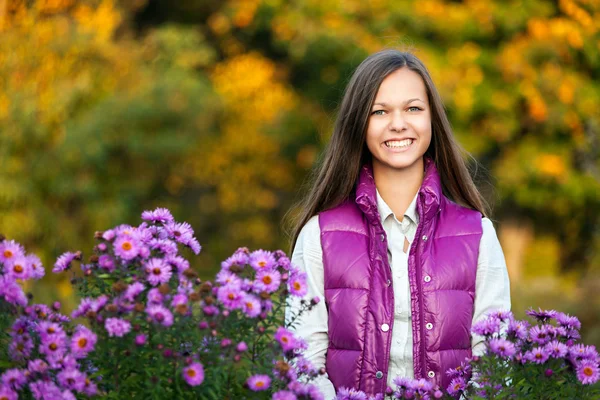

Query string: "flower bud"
[[233, 354, 241, 362], [96, 243, 107, 251], [211, 330, 217, 337], [158, 284, 171, 295], [74, 251, 83, 261], [189, 292, 201, 302], [204, 296, 215, 305], [209, 321, 217, 329], [199, 282, 212, 294], [183, 269, 198, 279], [163, 349, 173, 358], [106, 304, 118, 313], [229, 264, 243, 273], [385, 387, 393, 395], [134, 303, 145, 313], [94, 231, 104, 239], [257, 326, 265, 334], [135, 334, 146, 346], [221, 338, 232, 348], [236, 342, 248, 352], [434, 390, 443, 399], [545, 369, 553, 377], [319, 367, 326, 375], [198, 321, 209, 330], [311, 296, 321, 305], [112, 281, 127, 293], [157, 344, 164, 350], [52, 301, 61, 311], [259, 291, 270, 300], [222, 310, 230, 317], [281, 273, 289, 281]]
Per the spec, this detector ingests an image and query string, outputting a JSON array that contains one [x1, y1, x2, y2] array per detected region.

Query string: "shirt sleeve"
[[471, 218, 512, 355], [286, 215, 336, 399]]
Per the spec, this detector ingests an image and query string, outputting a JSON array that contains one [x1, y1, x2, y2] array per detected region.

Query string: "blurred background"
[[0, 0, 598, 347]]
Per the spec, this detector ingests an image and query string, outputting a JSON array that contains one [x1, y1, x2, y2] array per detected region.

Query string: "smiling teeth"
[[385, 139, 413, 148]]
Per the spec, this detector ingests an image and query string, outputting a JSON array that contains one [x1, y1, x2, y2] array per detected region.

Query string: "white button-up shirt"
[[287, 192, 511, 399]]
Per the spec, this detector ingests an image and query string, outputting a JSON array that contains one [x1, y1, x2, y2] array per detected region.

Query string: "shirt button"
[[424, 275, 431, 282], [381, 323, 390, 332], [376, 371, 383, 379], [428, 371, 435, 378], [426, 322, 433, 330], [422, 235, 428, 241], [386, 279, 391, 287]]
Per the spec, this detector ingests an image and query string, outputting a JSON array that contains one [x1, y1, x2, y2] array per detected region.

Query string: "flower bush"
[[0, 208, 324, 399]]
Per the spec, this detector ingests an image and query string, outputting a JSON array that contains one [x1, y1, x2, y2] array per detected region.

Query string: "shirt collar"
[[376, 189, 419, 226]]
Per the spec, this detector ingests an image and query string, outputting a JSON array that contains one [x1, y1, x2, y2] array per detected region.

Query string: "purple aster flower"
[[393, 376, 412, 389], [236, 341, 248, 352], [57, 368, 86, 392], [530, 325, 552, 345], [241, 294, 261, 318], [164, 221, 194, 243], [185, 237, 201, 255], [146, 304, 174, 327], [39, 333, 67, 357], [171, 293, 188, 308], [38, 321, 65, 338], [135, 334, 147, 346], [53, 251, 80, 272], [164, 255, 189, 274], [335, 387, 368, 399], [216, 270, 242, 286], [28, 359, 49, 375], [249, 250, 276, 271], [507, 319, 530, 341], [26, 254, 45, 279], [123, 282, 145, 302], [105, 317, 131, 337], [569, 344, 599, 363], [555, 312, 581, 330], [247, 374, 271, 391], [472, 317, 501, 337], [488, 338, 517, 358], [221, 250, 249, 271], [147, 288, 164, 304], [254, 269, 282, 293], [274, 327, 298, 352], [113, 234, 140, 261], [29, 380, 61, 399], [82, 380, 98, 396], [4, 255, 32, 280], [524, 347, 550, 364], [288, 273, 308, 297], [0, 385, 17, 400], [216, 283, 243, 310], [0, 277, 28, 306], [0, 240, 25, 264], [98, 255, 115, 272], [544, 340, 568, 358], [526, 307, 557, 322], [182, 362, 204, 386], [409, 378, 433, 393], [8, 336, 33, 361], [149, 238, 178, 255], [141, 207, 174, 223], [576, 359, 599, 385], [1, 368, 26, 390], [145, 258, 172, 286], [273, 390, 298, 400], [295, 355, 316, 375], [447, 376, 466, 396], [70, 325, 97, 358]]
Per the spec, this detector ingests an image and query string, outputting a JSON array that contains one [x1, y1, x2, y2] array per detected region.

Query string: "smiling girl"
[[287, 50, 511, 397]]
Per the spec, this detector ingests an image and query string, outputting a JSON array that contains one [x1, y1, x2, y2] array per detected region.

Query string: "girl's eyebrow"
[[373, 98, 425, 107]]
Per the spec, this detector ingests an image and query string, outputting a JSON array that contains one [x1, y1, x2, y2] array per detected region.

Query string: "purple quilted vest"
[[319, 159, 482, 394]]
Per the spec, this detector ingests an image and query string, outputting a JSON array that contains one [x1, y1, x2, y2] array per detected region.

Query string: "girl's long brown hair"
[[289, 50, 490, 249]]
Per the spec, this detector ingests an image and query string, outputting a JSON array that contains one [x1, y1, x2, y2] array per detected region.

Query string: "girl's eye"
[[372, 110, 385, 115], [408, 106, 422, 112]]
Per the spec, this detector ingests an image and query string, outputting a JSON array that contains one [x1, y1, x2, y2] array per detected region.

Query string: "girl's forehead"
[[374, 68, 428, 102]]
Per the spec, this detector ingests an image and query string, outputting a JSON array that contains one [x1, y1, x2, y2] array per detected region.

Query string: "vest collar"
[[355, 158, 442, 225]]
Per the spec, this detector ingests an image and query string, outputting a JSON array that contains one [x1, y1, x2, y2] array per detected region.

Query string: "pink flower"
[[5, 256, 32, 280], [288, 274, 308, 297], [488, 338, 516, 358], [113, 235, 140, 260], [247, 374, 271, 391], [146, 304, 174, 327], [141, 208, 174, 223], [0, 240, 25, 264], [53, 251, 80, 272], [70, 325, 97, 358], [182, 362, 204, 386], [274, 327, 298, 352], [217, 284, 243, 310], [254, 269, 281, 293], [242, 294, 262, 318], [576, 359, 599, 385], [105, 318, 131, 337], [145, 258, 172, 286], [249, 250, 276, 271]]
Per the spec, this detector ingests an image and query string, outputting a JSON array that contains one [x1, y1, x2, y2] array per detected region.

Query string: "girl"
[[288, 50, 511, 397]]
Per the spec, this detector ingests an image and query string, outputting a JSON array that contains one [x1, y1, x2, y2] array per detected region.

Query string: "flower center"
[[187, 369, 196, 377], [122, 242, 132, 251], [3, 250, 13, 258], [258, 261, 266, 267], [48, 327, 55, 334], [153, 268, 161, 275], [174, 231, 181, 237], [155, 313, 164, 322], [293, 282, 301, 290], [78, 338, 88, 348], [535, 353, 542, 359], [246, 302, 254, 310], [256, 381, 265, 388], [262, 276, 272, 284], [49, 343, 58, 351], [228, 293, 235, 300], [13, 264, 23, 273], [583, 367, 593, 377], [281, 336, 288, 343]]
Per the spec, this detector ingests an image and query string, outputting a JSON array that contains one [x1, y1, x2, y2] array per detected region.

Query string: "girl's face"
[[366, 67, 432, 176]]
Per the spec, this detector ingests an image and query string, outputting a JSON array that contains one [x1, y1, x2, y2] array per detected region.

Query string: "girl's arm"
[[286, 215, 336, 399], [471, 218, 512, 355]]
